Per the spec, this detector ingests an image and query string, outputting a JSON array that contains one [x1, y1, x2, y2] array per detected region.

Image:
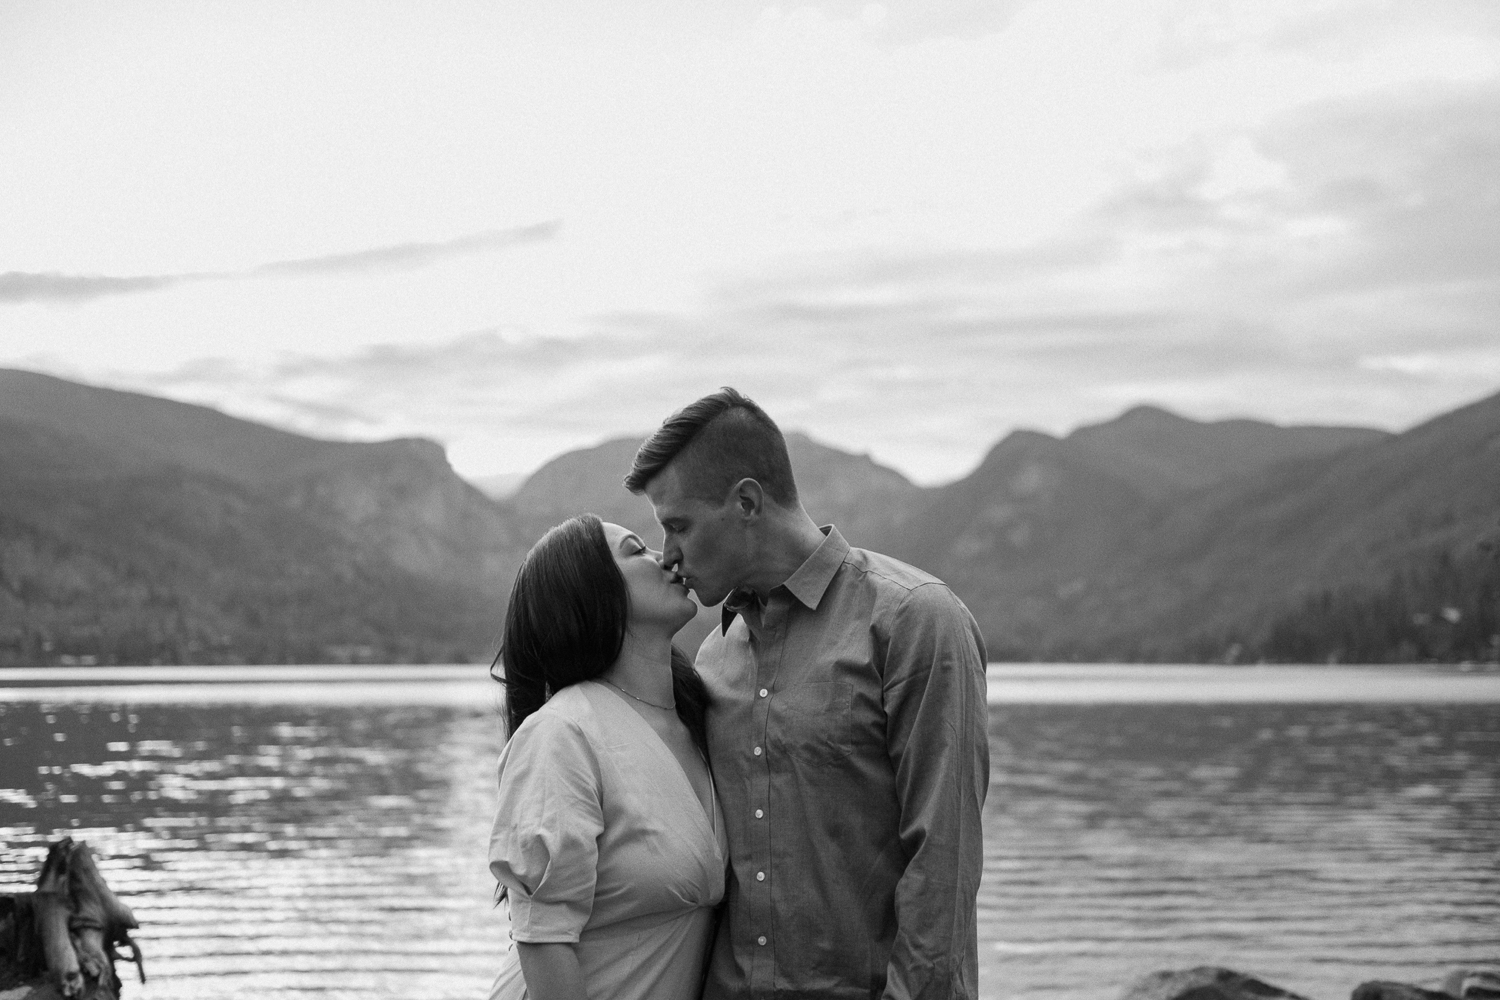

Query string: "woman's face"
[[602, 522, 699, 633]]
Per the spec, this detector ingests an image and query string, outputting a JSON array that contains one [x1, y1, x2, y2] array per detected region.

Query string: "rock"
[[1442, 970, 1500, 1000], [1352, 984, 1453, 1000], [1353, 971, 1500, 1000], [1122, 967, 1313, 1000], [1122, 967, 1500, 1000]]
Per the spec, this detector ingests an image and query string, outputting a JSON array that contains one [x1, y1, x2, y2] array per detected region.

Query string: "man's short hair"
[[625, 387, 798, 506]]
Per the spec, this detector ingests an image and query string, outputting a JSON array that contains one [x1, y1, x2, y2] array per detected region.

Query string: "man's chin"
[[690, 585, 730, 608]]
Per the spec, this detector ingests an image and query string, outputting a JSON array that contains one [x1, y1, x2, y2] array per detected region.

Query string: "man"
[[624, 387, 989, 1000]]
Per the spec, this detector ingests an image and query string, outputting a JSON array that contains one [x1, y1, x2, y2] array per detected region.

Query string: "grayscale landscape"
[[3, 3, 1498, 1000]]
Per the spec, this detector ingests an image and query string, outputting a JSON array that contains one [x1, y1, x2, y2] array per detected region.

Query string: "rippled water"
[[2, 667, 1497, 1000], [982, 702, 1500, 1000]]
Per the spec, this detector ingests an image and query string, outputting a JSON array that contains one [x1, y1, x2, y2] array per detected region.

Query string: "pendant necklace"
[[602, 678, 675, 711]]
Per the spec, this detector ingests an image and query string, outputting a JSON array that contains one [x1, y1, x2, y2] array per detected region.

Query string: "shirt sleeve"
[[881, 583, 990, 1000], [488, 711, 604, 943]]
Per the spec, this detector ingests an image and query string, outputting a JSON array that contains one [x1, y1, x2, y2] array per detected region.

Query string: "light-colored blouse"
[[489, 681, 727, 1000]]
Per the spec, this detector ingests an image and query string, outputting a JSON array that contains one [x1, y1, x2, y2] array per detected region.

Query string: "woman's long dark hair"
[[493, 513, 709, 753]]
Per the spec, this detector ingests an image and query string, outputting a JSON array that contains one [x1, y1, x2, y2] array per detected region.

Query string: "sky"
[[2, 0, 1498, 486]]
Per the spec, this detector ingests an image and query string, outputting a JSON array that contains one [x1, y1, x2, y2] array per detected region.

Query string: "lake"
[[2, 665, 1498, 1000]]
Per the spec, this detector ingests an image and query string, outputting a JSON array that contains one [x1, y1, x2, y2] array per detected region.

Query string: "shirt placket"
[[747, 593, 788, 996]]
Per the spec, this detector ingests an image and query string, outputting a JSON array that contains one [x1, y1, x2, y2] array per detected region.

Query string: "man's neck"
[[745, 506, 826, 601]]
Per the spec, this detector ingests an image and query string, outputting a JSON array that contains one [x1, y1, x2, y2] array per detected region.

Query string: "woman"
[[488, 514, 724, 1000]]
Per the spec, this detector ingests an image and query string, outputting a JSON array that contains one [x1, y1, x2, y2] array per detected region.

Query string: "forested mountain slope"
[[3, 367, 1493, 665]]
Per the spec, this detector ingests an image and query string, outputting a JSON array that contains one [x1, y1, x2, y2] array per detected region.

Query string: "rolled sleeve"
[[882, 583, 990, 1000], [488, 713, 604, 942]]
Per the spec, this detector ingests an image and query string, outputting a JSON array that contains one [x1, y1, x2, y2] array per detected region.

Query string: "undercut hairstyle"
[[492, 513, 710, 752], [624, 387, 798, 506]]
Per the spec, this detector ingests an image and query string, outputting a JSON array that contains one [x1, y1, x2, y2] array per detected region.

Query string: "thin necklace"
[[601, 678, 674, 711]]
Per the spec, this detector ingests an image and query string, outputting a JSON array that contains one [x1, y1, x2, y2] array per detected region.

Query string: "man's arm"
[[881, 583, 990, 1000]]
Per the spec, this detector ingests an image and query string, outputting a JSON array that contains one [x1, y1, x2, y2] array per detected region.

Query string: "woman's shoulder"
[[540, 680, 606, 721], [509, 682, 606, 748]]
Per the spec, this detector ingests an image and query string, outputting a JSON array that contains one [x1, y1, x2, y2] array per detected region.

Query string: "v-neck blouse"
[[488, 681, 727, 1000]]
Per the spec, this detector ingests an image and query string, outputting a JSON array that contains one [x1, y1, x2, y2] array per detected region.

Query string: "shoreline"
[[2, 663, 1500, 705]]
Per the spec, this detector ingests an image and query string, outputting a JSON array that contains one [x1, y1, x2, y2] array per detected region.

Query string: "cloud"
[[63, 71, 1500, 485], [1274, 88, 1500, 296], [16, 3, 1497, 483], [90, 253, 1499, 488], [0, 271, 187, 304], [0, 221, 561, 304], [253, 221, 562, 277], [749, 0, 1031, 43], [112, 329, 736, 473], [1094, 82, 1500, 285]]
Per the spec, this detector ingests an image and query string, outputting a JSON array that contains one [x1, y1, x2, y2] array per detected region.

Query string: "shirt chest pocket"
[[771, 680, 854, 765]]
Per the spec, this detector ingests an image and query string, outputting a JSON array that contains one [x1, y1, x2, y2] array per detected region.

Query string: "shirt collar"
[[721, 525, 849, 633]]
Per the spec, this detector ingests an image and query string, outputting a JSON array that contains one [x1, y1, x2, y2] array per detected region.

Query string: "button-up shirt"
[[698, 526, 989, 1000]]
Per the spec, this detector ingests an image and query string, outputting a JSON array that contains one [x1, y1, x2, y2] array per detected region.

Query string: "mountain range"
[[1, 367, 1496, 666]]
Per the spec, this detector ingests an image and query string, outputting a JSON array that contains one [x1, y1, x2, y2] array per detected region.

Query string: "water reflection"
[[981, 704, 1500, 1000], [2, 690, 1498, 1000], [0, 700, 507, 1000]]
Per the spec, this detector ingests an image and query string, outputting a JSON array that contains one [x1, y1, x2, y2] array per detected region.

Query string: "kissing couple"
[[488, 387, 990, 1000]]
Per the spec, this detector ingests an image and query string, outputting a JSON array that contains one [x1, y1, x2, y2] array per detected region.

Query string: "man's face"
[[644, 462, 746, 608]]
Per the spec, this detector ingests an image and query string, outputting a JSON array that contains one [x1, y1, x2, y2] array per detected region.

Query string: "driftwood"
[[0, 839, 143, 1000]]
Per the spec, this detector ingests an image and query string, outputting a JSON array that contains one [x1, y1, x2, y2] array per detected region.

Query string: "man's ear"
[[732, 478, 764, 519]]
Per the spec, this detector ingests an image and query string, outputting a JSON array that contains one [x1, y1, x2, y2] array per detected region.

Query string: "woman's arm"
[[516, 941, 587, 1000]]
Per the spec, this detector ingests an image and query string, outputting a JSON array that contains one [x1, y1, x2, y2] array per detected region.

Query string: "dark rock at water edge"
[[1357, 973, 1500, 1000], [1122, 966, 1313, 1000], [1126, 966, 1500, 1000], [1440, 970, 1500, 1000], [1352, 983, 1455, 1000]]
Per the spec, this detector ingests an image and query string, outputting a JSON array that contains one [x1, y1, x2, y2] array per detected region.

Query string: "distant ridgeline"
[[1, 367, 1497, 666]]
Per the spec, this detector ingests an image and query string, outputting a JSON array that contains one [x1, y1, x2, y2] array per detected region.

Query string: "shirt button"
[[759, 688, 769, 698], [757, 935, 767, 946], [756, 871, 765, 881], [754, 808, 764, 819], [753, 745, 762, 756]]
